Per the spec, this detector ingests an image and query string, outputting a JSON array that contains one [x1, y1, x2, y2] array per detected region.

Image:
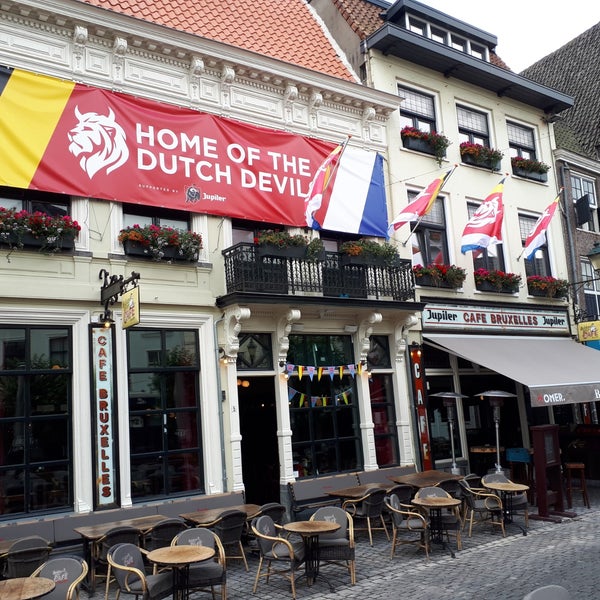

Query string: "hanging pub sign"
[[121, 286, 140, 329], [0, 66, 388, 236], [90, 324, 119, 509], [578, 320, 600, 342]]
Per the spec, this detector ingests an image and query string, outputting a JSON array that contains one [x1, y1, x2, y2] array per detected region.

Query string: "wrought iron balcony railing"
[[222, 243, 415, 301]]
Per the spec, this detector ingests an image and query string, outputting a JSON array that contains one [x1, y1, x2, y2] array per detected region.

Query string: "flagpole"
[[401, 164, 458, 247], [516, 187, 564, 261]]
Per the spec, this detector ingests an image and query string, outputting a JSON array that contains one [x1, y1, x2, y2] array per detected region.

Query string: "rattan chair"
[[414, 487, 462, 551], [32, 556, 88, 600], [172, 527, 227, 600], [3, 535, 53, 578], [211, 509, 249, 571], [385, 493, 429, 560], [142, 518, 188, 551], [342, 488, 389, 546], [459, 478, 505, 537], [481, 473, 529, 527], [310, 506, 355, 585]]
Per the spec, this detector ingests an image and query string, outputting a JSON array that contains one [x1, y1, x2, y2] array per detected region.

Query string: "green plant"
[[413, 263, 466, 288], [254, 229, 308, 248], [511, 156, 550, 174], [306, 237, 325, 261], [474, 268, 521, 291], [339, 238, 399, 264], [401, 126, 450, 166], [527, 275, 568, 297], [460, 142, 504, 165], [0, 207, 81, 252], [118, 224, 202, 261]]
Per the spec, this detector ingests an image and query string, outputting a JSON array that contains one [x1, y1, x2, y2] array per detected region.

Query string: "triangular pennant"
[[339, 366, 344, 379], [298, 365, 303, 379], [328, 366, 335, 380], [318, 367, 323, 381], [348, 363, 356, 378], [307, 366, 315, 381]]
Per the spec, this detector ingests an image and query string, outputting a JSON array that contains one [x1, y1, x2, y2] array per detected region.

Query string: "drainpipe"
[[560, 163, 578, 310], [213, 313, 228, 491]]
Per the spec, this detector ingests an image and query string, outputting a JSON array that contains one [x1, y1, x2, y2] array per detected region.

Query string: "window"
[[470, 43, 486, 60], [457, 106, 490, 146], [408, 16, 426, 35], [466, 202, 505, 271], [430, 26, 446, 44], [398, 86, 437, 133], [409, 196, 449, 266], [508, 122, 537, 160], [0, 186, 71, 218], [450, 34, 467, 52], [237, 333, 273, 371], [288, 335, 362, 476], [519, 214, 551, 277], [572, 174, 599, 232], [582, 260, 600, 320], [123, 203, 189, 231], [0, 327, 73, 517], [127, 328, 203, 500]]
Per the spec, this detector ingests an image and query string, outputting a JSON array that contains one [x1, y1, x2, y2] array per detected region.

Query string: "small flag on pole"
[[523, 193, 561, 261], [461, 178, 506, 255]]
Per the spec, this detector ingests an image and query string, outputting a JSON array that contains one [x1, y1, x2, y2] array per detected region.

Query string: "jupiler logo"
[[68, 106, 129, 178], [185, 185, 201, 204]]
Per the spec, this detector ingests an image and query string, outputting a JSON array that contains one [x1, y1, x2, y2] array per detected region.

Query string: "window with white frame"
[[457, 106, 490, 146], [398, 86, 437, 133], [519, 213, 551, 278], [582, 259, 600, 319], [466, 202, 505, 271], [408, 196, 449, 266], [450, 34, 467, 52], [571, 173, 599, 232], [508, 122, 537, 160], [122, 203, 189, 231]]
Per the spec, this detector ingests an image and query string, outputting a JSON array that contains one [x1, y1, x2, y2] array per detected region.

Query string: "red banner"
[[0, 67, 333, 226]]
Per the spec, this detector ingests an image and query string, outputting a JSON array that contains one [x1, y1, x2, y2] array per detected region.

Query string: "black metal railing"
[[222, 243, 415, 301]]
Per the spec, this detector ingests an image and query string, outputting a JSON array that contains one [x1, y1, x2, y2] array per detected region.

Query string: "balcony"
[[220, 243, 415, 302]]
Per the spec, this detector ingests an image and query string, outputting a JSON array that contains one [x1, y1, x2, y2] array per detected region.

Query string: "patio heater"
[[475, 390, 517, 474], [429, 392, 468, 475]]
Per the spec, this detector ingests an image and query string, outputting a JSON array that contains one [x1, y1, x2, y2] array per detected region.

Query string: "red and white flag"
[[461, 178, 506, 254], [523, 193, 561, 260], [387, 168, 454, 237]]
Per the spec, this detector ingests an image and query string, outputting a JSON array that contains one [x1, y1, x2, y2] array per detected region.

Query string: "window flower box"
[[413, 264, 466, 289], [474, 268, 521, 293], [460, 142, 504, 171], [511, 157, 550, 182], [527, 275, 568, 299], [339, 239, 399, 266], [118, 224, 202, 262], [401, 127, 450, 166]]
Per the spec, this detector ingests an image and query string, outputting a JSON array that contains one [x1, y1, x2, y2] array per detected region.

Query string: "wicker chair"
[[3, 536, 53, 578], [481, 473, 529, 527], [459, 478, 505, 537], [342, 488, 389, 546], [385, 493, 429, 560], [310, 506, 355, 585], [211, 509, 249, 571], [142, 518, 187, 552], [32, 556, 88, 600]]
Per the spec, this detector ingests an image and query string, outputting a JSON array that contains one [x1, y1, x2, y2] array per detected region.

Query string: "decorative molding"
[[277, 309, 301, 365], [394, 313, 420, 363], [358, 312, 382, 360], [72, 24, 87, 73], [112, 35, 127, 85], [222, 306, 251, 358]]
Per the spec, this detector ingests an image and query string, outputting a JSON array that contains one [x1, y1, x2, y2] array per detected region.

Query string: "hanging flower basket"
[[118, 224, 202, 262], [460, 142, 504, 171], [527, 275, 568, 298], [413, 264, 466, 289], [401, 126, 450, 166], [474, 268, 521, 293], [339, 239, 399, 266], [511, 157, 550, 182]]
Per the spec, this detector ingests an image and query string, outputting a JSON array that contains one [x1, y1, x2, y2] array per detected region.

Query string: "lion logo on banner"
[[68, 106, 129, 178]]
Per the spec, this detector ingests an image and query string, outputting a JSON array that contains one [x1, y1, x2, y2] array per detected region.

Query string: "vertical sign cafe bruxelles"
[[91, 326, 117, 507]]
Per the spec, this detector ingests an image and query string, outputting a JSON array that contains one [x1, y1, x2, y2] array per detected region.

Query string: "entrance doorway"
[[238, 376, 280, 505]]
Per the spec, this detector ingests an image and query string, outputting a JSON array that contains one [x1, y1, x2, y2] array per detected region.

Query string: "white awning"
[[424, 334, 600, 407]]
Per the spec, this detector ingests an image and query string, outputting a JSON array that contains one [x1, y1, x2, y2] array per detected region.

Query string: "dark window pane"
[[31, 373, 68, 415], [129, 330, 162, 368], [0, 375, 23, 417], [165, 331, 198, 367], [0, 330, 26, 370], [166, 372, 197, 409]]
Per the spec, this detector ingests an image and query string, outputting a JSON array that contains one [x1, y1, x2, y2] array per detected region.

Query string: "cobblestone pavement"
[[87, 489, 598, 600]]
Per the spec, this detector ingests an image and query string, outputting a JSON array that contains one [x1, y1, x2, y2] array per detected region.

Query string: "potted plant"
[[306, 237, 326, 261], [254, 229, 309, 257], [459, 142, 504, 170], [413, 263, 467, 289], [526, 275, 568, 298], [401, 126, 450, 166], [474, 268, 522, 293], [118, 224, 202, 261], [511, 157, 550, 182], [339, 238, 399, 266], [0, 207, 80, 253]]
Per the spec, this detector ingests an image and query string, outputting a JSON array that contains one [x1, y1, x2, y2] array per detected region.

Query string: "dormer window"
[[408, 16, 426, 35], [430, 26, 447, 45], [450, 34, 467, 53], [470, 43, 486, 60]]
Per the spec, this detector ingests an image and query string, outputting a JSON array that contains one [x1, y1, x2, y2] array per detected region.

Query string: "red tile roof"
[[78, 0, 357, 81]]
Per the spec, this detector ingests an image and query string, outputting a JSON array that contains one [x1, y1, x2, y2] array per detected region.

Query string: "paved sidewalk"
[[89, 489, 598, 600]]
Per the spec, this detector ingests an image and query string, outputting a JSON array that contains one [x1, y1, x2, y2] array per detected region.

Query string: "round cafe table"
[[147, 544, 215, 600], [411, 496, 461, 558], [482, 480, 529, 535], [0, 577, 55, 600], [283, 520, 340, 591]]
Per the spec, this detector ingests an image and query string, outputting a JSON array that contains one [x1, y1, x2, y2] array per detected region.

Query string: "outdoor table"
[[0, 577, 55, 600], [282, 520, 340, 591], [180, 503, 261, 526], [390, 469, 462, 490], [325, 483, 393, 500], [411, 496, 461, 558], [147, 544, 215, 600], [482, 480, 529, 535], [73, 513, 169, 595]]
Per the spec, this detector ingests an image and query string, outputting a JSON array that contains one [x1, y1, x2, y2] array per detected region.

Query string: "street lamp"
[[429, 392, 468, 475], [475, 390, 517, 474]]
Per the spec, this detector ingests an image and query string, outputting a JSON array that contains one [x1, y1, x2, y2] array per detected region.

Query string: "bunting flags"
[[283, 362, 365, 380], [523, 192, 561, 261], [387, 167, 454, 236], [461, 178, 506, 254], [304, 140, 389, 237], [287, 385, 355, 408]]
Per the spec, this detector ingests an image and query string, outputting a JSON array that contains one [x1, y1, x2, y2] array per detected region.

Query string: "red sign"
[[409, 344, 433, 470], [0, 67, 333, 226]]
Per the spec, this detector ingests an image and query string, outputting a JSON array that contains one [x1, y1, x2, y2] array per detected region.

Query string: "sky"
[[421, 1, 600, 72]]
